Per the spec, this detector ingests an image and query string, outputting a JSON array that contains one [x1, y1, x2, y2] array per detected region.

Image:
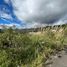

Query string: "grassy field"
[[0, 24, 67, 67]]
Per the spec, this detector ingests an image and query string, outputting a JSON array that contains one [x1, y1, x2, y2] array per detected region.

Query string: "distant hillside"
[[15, 24, 67, 33], [0, 24, 67, 33]]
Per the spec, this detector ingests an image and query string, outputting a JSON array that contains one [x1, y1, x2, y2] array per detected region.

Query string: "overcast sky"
[[0, 0, 67, 28]]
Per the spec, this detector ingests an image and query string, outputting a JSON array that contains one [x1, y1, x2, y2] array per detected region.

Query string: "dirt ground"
[[46, 50, 67, 67]]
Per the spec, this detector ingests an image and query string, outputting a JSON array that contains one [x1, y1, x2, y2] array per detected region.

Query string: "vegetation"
[[0, 24, 67, 67]]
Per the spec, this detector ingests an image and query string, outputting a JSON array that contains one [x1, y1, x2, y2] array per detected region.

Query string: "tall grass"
[[0, 25, 67, 67]]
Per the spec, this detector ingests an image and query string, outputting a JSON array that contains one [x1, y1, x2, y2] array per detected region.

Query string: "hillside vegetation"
[[0, 24, 67, 67]]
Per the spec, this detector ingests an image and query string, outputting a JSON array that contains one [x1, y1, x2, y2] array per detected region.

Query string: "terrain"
[[0, 24, 67, 67]]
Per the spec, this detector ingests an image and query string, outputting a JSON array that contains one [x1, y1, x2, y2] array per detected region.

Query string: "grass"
[[0, 24, 67, 67]]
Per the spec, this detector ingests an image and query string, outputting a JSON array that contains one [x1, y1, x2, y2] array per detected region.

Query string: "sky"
[[0, 0, 67, 28]]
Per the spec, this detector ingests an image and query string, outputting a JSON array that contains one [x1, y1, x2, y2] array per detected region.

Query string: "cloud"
[[0, 0, 23, 26], [0, 11, 12, 20], [11, 0, 67, 26], [0, 23, 21, 29], [0, 0, 13, 21], [22, 22, 42, 29], [54, 15, 67, 25], [4, 0, 10, 4]]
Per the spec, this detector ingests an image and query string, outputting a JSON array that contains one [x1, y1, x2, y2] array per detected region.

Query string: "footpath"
[[46, 46, 67, 67]]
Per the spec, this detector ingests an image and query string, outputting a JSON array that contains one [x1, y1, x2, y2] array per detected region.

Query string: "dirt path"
[[46, 50, 67, 67]]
